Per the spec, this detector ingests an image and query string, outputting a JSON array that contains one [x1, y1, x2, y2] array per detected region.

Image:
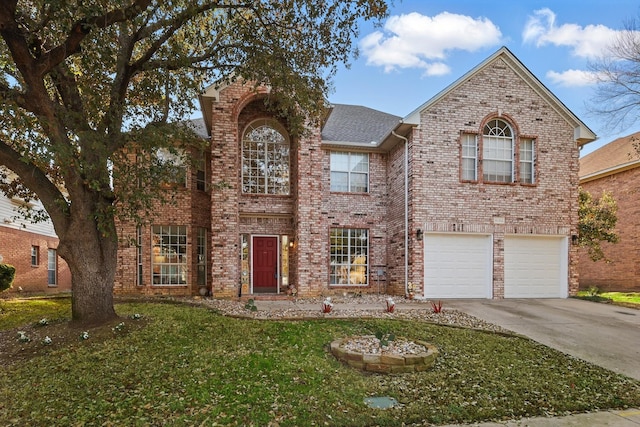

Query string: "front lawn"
[[576, 291, 640, 307], [1, 299, 639, 426]]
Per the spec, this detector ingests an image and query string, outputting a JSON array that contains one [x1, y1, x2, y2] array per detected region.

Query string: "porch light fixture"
[[416, 229, 423, 241], [289, 238, 295, 248]]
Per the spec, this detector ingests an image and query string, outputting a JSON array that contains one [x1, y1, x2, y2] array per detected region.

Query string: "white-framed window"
[[461, 134, 478, 181], [520, 138, 536, 184], [47, 249, 57, 286], [136, 226, 143, 286], [152, 225, 187, 285], [482, 119, 514, 183], [330, 152, 369, 192], [31, 245, 39, 267], [196, 228, 207, 287], [156, 147, 187, 187], [242, 119, 290, 195], [330, 228, 368, 286]]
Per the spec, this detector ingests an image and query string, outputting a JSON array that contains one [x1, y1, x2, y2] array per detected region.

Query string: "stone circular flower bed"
[[330, 335, 438, 374]]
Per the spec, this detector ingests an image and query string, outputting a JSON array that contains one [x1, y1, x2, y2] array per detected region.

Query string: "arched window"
[[482, 119, 514, 183], [241, 120, 290, 195]]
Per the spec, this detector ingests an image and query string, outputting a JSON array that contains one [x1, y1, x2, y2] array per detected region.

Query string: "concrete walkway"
[[253, 297, 640, 427]]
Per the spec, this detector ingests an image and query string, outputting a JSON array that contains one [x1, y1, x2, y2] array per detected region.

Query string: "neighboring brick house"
[[113, 46, 595, 299], [578, 132, 640, 291], [0, 173, 71, 294]]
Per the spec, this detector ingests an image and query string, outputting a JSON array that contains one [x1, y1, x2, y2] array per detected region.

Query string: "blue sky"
[[328, 0, 640, 156]]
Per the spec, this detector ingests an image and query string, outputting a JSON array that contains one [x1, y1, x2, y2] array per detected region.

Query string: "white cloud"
[[546, 69, 601, 87], [523, 8, 618, 59], [361, 11, 502, 74]]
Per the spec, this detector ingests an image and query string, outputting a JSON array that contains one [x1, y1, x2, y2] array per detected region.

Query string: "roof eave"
[[579, 159, 640, 183]]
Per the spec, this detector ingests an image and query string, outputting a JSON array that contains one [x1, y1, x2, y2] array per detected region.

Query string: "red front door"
[[253, 236, 278, 292]]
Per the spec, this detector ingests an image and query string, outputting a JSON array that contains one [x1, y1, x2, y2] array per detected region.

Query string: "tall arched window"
[[242, 120, 290, 195], [482, 119, 514, 183]]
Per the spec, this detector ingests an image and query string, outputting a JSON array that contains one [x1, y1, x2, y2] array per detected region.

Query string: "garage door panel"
[[504, 236, 567, 298], [424, 233, 492, 299]]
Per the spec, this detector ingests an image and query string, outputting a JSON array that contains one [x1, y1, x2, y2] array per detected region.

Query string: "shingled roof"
[[579, 131, 640, 181], [322, 104, 401, 145]]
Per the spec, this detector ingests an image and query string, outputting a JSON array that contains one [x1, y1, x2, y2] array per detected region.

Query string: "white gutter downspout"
[[392, 130, 409, 297]]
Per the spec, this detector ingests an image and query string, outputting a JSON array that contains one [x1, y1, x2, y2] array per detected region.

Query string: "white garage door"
[[504, 235, 568, 298], [424, 233, 493, 299]]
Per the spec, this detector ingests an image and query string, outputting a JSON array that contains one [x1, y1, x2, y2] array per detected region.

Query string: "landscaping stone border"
[[330, 336, 439, 374]]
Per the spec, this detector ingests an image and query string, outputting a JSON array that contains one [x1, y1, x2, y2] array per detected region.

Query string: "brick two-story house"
[[0, 171, 71, 294], [579, 132, 640, 292], [114, 46, 595, 299]]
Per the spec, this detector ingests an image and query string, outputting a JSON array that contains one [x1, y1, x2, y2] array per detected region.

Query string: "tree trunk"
[[57, 204, 119, 325]]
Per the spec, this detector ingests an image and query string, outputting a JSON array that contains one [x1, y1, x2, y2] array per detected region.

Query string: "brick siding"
[[0, 226, 71, 294], [579, 167, 640, 291]]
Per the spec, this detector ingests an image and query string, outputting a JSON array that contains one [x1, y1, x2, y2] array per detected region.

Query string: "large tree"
[[590, 19, 640, 136], [0, 0, 388, 324]]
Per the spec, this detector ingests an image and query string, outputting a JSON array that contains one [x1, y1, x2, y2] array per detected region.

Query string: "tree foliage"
[[0, 0, 388, 323], [589, 19, 640, 134], [578, 187, 619, 262]]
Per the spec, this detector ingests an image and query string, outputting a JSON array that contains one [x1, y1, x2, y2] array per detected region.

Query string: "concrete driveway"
[[445, 298, 640, 381]]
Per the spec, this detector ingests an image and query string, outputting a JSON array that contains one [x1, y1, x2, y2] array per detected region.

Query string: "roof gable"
[[402, 46, 596, 146]]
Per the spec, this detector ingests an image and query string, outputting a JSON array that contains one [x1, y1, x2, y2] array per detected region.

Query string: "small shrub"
[[431, 300, 444, 313], [0, 263, 16, 292], [244, 299, 257, 312], [375, 330, 395, 347], [587, 286, 601, 297], [321, 297, 333, 313]]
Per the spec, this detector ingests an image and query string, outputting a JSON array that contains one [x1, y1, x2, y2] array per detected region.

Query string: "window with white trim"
[[482, 119, 514, 183], [330, 228, 368, 286], [242, 120, 290, 195], [196, 227, 207, 287], [156, 147, 187, 187], [31, 246, 39, 267], [152, 225, 187, 285], [47, 249, 57, 286], [136, 226, 143, 286], [461, 134, 478, 181], [330, 152, 369, 192], [519, 138, 536, 184]]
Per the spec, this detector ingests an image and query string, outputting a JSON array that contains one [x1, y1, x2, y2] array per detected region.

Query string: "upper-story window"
[[482, 119, 514, 183], [330, 152, 369, 193], [156, 147, 187, 187], [461, 118, 536, 185], [519, 138, 536, 184], [242, 120, 290, 195], [461, 134, 478, 181]]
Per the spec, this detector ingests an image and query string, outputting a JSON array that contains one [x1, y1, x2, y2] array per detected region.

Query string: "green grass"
[[0, 297, 71, 328], [576, 291, 640, 306], [1, 300, 639, 426]]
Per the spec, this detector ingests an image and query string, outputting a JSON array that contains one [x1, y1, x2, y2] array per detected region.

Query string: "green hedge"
[[0, 263, 16, 292]]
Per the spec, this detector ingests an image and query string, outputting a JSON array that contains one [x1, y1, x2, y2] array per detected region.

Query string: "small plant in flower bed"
[[375, 330, 396, 347], [321, 297, 333, 313], [16, 331, 30, 343], [112, 322, 125, 333], [385, 298, 395, 313], [244, 299, 258, 312], [431, 300, 444, 313]]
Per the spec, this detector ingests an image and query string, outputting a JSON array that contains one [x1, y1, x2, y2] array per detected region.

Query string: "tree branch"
[[0, 139, 70, 233]]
